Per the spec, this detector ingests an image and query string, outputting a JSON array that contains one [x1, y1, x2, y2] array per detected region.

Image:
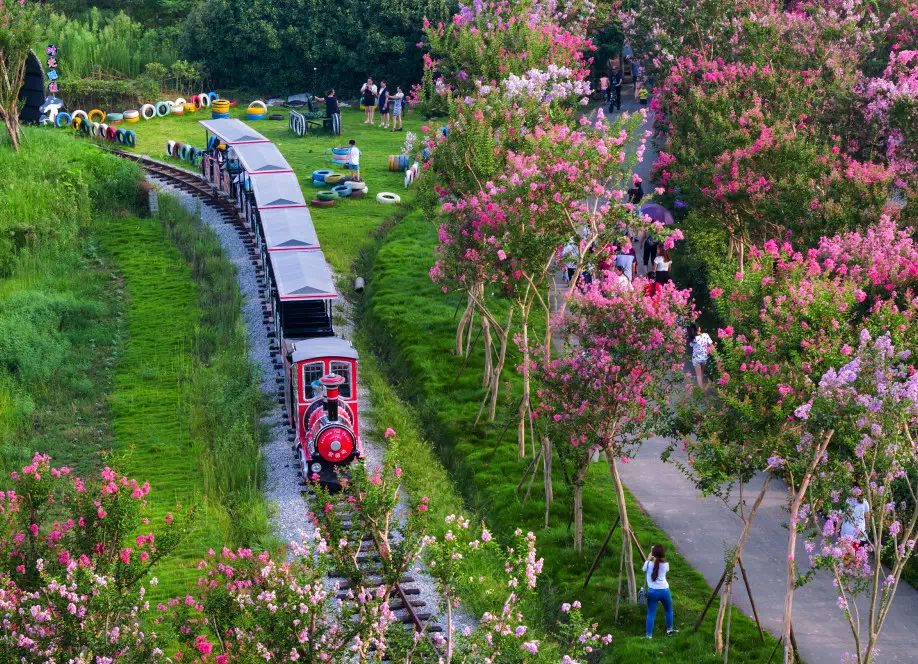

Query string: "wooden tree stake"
[[583, 516, 620, 589]]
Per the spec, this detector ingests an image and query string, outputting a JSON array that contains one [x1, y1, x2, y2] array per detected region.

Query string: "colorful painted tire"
[[115, 128, 126, 144], [99, 123, 109, 139], [123, 109, 139, 119], [183, 103, 196, 113], [180, 144, 191, 160], [331, 185, 351, 197], [80, 120, 90, 135], [207, 92, 220, 102], [105, 126, 118, 142], [71, 117, 83, 131], [376, 192, 400, 204], [405, 168, 415, 188], [126, 116, 140, 124], [88, 109, 105, 123], [124, 130, 136, 147], [211, 112, 230, 119], [229, 100, 237, 106], [174, 97, 187, 106], [312, 169, 333, 182], [171, 106, 185, 115], [200, 94, 211, 107], [311, 199, 335, 208], [166, 140, 176, 155], [248, 100, 267, 112], [316, 190, 339, 201], [246, 113, 265, 120], [312, 179, 325, 187], [323, 173, 345, 185], [71, 110, 88, 122], [193, 95, 203, 109], [140, 104, 156, 120], [207, 135, 220, 151], [90, 122, 100, 137], [388, 154, 409, 171], [173, 142, 184, 157], [343, 180, 365, 191], [55, 112, 71, 128], [106, 113, 123, 123], [348, 189, 366, 199], [212, 102, 230, 113]]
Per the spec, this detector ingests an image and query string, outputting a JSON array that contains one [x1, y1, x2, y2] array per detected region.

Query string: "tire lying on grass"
[[376, 192, 401, 204], [311, 199, 335, 207], [141, 104, 156, 120], [316, 190, 340, 202]]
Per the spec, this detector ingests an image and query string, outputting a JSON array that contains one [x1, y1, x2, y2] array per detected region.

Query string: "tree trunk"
[[543, 435, 553, 527], [456, 293, 474, 356], [606, 451, 637, 601], [517, 301, 532, 458], [714, 473, 773, 651], [482, 314, 492, 388], [487, 307, 513, 422], [2, 114, 21, 152], [574, 483, 584, 554], [782, 432, 834, 664]]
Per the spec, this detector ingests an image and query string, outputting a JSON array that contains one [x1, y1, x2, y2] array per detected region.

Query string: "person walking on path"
[[360, 78, 378, 124], [614, 242, 637, 282], [609, 65, 623, 113], [644, 545, 677, 638], [840, 484, 871, 550], [599, 73, 610, 105], [378, 81, 390, 129], [653, 248, 672, 285], [390, 87, 404, 132], [688, 323, 712, 388], [315, 89, 340, 136]]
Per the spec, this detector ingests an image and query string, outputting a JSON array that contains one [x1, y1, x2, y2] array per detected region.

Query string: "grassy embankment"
[[1, 130, 267, 598]]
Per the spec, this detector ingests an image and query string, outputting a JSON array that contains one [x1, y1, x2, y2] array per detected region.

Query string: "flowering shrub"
[[863, 49, 918, 182]]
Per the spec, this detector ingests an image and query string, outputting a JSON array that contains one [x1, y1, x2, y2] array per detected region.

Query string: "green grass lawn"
[[363, 209, 782, 663], [71, 105, 425, 275]]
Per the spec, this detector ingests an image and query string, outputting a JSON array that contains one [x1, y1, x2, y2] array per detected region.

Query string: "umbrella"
[[638, 202, 674, 226]]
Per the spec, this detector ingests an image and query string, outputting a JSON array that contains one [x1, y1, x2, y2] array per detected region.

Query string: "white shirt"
[[654, 256, 672, 272], [360, 83, 378, 95], [643, 559, 670, 590], [840, 498, 869, 539], [616, 274, 633, 291], [348, 147, 361, 166]]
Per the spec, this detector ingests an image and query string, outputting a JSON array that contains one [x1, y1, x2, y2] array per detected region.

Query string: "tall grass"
[[43, 9, 179, 80]]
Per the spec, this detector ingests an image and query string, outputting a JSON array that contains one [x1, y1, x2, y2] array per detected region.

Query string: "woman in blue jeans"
[[643, 544, 678, 638]]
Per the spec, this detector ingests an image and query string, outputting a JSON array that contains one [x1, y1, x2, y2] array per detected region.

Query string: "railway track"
[[110, 148, 437, 639]]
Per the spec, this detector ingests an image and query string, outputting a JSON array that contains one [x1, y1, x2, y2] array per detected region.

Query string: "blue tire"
[[211, 111, 230, 119], [180, 144, 190, 160], [156, 102, 170, 117], [332, 185, 351, 197], [55, 112, 71, 128], [124, 129, 136, 147], [246, 112, 265, 120], [208, 92, 219, 101], [312, 179, 326, 187], [312, 169, 333, 182], [115, 128, 126, 144]]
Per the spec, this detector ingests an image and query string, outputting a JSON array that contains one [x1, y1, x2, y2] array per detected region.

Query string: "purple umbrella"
[[638, 203, 674, 225]]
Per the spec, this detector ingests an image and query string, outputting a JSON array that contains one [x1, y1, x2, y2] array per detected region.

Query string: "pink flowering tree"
[[0, 453, 194, 661], [799, 329, 918, 664], [862, 49, 918, 185], [534, 276, 694, 602]]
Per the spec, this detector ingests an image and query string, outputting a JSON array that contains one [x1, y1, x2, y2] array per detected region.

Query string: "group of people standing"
[[360, 77, 405, 132]]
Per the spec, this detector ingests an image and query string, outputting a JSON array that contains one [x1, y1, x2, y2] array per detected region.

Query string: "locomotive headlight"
[[311, 463, 322, 473]]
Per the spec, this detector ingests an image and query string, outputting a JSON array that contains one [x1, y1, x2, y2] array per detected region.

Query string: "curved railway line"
[[109, 147, 437, 639]]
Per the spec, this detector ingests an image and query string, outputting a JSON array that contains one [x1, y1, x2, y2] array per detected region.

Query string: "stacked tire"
[[246, 100, 267, 120]]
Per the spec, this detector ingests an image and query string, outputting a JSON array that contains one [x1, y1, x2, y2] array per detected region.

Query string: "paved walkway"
[[577, 97, 918, 662]]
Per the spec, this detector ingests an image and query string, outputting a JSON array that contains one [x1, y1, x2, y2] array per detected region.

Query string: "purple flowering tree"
[[799, 329, 918, 664]]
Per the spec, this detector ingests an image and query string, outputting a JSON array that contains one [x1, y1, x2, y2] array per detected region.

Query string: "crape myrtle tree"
[[680, 215, 918, 657], [534, 274, 694, 603], [0, 443, 611, 663], [799, 328, 918, 664], [0, 0, 47, 151]]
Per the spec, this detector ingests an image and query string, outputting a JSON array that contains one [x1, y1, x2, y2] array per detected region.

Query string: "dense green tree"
[[181, 0, 455, 96]]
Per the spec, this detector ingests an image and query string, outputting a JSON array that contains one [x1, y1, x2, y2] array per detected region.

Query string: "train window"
[[301, 362, 324, 397], [330, 361, 352, 399]]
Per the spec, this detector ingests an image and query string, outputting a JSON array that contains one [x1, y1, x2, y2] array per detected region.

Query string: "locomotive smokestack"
[[320, 374, 345, 422]]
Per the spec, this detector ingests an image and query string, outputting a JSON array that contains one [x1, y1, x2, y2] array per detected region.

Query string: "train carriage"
[[199, 117, 363, 487]]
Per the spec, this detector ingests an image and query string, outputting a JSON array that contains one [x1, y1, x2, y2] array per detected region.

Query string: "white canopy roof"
[[260, 207, 320, 251], [270, 250, 336, 301], [292, 337, 359, 363], [231, 142, 292, 174], [252, 172, 307, 208], [198, 118, 268, 144]]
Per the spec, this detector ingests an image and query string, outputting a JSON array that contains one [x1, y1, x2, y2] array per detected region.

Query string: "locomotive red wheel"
[[316, 426, 355, 463]]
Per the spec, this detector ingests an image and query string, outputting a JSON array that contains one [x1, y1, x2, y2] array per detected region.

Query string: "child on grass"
[[347, 139, 361, 181]]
